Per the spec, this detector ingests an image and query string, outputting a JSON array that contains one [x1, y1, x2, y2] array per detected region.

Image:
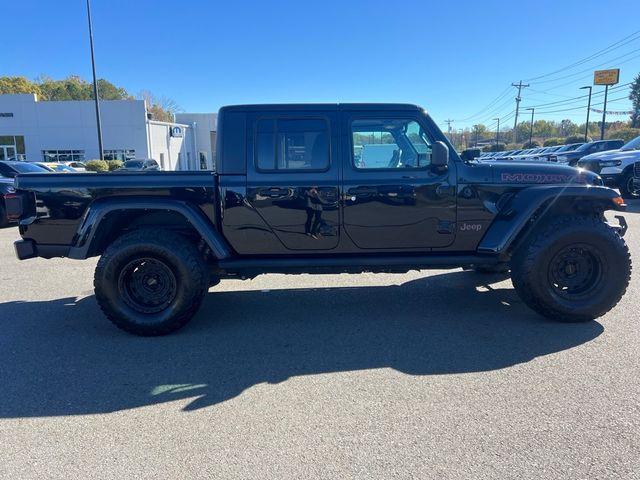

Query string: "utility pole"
[[511, 81, 530, 144], [473, 125, 479, 147], [600, 85, 609, 140], [580, 86, 592, 142], [493, 118, 500, 148], [444, 119, 453, 143], [86, 0, 103, 160], [526, 108, 534, 146]]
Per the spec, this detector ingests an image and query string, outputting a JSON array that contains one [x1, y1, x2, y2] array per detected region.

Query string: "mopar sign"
[[170, 126, 184, 137]]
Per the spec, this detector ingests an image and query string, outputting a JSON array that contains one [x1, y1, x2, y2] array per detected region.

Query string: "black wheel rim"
[[118, 257, 177, 314], [548, 244, 603, 299]]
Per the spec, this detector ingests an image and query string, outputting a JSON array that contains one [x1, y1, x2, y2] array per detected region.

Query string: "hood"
[[480, 160, 600, 185], [580, 149, 640, 162]]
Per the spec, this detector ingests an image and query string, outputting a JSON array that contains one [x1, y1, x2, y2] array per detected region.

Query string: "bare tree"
[[138, 90, 182, 122]]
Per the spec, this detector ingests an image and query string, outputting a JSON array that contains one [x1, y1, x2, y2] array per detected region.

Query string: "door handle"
[[350, 186, 377, 195], [436, 185, 456, 197], [267, 187, 289, 198]]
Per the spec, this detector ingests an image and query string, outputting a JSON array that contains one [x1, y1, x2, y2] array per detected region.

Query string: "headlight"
[[600, 160, 622, 167], [556, 156, 569, 164]]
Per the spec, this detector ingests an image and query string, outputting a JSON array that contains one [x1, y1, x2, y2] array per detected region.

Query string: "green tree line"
[[0, 75, 179, 122]]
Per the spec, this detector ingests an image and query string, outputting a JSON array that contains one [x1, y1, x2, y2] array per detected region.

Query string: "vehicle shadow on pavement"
[[623, 199, 640, 213], [0, 270, 603, 417]]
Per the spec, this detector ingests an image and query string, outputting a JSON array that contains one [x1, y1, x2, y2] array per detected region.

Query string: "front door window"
[[352, 119, 431, 169]]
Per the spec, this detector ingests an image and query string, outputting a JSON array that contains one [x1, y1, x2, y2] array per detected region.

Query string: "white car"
[[577, 135, 640, 199], [64, 161, 87, 172]]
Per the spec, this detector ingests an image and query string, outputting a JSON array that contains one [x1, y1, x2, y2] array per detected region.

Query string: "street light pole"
[[526, 108, 534, 146], [580, 86, 592, 143], [86, 0, 103, 160], [493, 118, 500, 148]]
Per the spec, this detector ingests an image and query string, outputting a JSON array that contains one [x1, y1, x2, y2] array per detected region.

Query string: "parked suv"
[[118, 159, 161, 171], [577, 136, 640, 199], [548, 143, 584, 162], [555, 139, 624, 167]]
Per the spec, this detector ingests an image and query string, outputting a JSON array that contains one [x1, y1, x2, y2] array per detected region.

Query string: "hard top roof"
[[219, 103, 424, 113]]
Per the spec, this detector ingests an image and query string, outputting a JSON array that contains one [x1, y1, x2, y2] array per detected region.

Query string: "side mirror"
[[461, 148, 481, 161], [432, 141, 449, 168]]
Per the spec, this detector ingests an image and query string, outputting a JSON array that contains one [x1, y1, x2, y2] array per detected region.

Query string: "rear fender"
[[69, 198, 232, 260], [477, 185, 625, 255]]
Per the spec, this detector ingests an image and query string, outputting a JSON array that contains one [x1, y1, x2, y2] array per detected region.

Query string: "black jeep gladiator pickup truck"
[[7, 104, 632, 335]]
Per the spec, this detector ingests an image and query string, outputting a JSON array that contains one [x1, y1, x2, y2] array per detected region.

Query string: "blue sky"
[[4, 0, 640, 131]]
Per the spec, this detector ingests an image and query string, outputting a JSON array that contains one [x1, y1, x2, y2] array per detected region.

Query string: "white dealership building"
[[0, 93, 217, 171]]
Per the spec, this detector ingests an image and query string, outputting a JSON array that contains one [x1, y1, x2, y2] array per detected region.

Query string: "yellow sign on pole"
[[594, 69, 620, 85]]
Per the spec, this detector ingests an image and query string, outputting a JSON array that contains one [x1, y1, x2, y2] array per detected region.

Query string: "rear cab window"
[[256, 118, 330, 172]]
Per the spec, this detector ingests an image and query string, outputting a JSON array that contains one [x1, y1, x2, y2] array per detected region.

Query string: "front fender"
[[68, 198, 232, 260], [477, 185, 625, 255]]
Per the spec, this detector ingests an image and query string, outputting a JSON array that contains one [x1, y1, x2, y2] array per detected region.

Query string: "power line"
[[522, 82, 631, 109], [533, 95, 629, 115], [453, 85, 513, 122], [524, 30, 640, 82], [530, 48, 640, 86], [472, 93, 521, 126]]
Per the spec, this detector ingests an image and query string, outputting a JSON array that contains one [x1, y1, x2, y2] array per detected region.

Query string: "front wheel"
[[511, 215, 631, 322], [0, 202, 8, 228], [94, 229, 209, 336], [619, 172, 640, 200]]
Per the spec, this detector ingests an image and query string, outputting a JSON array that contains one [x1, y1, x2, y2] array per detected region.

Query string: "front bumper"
[[606, 215, 628, 237]]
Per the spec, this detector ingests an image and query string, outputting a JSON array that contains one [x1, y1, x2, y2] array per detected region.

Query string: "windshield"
[[12, 162, 50, 173], [557, 143, 580, 152], [575, 142, 597, 152], [123, 161, 144, 168], [621, 136, 640, 151]]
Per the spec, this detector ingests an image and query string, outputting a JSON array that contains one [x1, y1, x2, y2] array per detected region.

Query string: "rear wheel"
[[511, 215, 631, 322], [94, 229, 209, 336]]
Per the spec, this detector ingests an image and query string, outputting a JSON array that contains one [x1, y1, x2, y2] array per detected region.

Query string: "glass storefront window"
[[0, 136, 26, 155], [42, 149, 85, 162], [104, 149, 136, 161]]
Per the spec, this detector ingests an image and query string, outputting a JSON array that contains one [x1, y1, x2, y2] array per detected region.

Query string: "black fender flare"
[[68, 198, 232, 260], [477, 185, 625, 255]]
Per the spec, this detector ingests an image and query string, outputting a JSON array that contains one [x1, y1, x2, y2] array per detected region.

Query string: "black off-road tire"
[[94, 229, 209, 336], [0, 202, 8, 228], [619, 171, 640, 200], [511, 215, 631, 322]]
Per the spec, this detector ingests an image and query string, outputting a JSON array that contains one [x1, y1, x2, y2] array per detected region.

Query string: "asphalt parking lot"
[[0, 205, 639, 479]]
